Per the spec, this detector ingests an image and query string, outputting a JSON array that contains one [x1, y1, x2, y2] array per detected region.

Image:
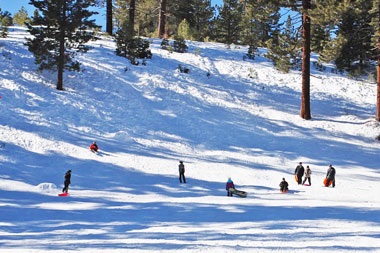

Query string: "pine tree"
[[191, 0, 214, 41], [0, 9, 13, 38], [178, 19, 193, 40], [214, 0, 243, 45], [13, 6, 31, 26], [265, 15, 301, 73], [242, 0, 281, 47], [115, 19, 152, 64], [31, 9, 41, 25], [26, 0, 98, 90]]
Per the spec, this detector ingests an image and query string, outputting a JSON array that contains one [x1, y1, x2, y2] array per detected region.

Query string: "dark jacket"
[[295, 165, 304, 176], [179, 163, 185, 173], [64, 171, 71, 184], [279, 180, 288, 189], [326, 167, 336, 179]]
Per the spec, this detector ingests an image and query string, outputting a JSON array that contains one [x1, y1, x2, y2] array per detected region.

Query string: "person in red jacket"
[[226, 178, 235, 196], [90, 142, 99, 153]]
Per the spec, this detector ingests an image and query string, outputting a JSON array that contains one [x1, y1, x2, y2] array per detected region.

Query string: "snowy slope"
[[1, 26, 380, 252]]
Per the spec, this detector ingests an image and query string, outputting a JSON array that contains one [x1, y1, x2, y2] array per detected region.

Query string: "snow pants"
[[302, 177, 311, 185], [179, 172, 186, 183]]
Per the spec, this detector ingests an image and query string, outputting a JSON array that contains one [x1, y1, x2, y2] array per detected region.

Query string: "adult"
[[295, 162, 304, 185], [62, 170, 71, 193], [179, 161, 186, 183], [326, 164, 336, 187], [226, 178, 235, 196], [302, 165, 311, 185]]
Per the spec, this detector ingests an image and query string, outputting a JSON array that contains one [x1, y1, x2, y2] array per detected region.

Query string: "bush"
[[247, 44, 257, 60], [161, 38, 169, 50], [115, 21, 152, 65], [173, 36, 188, 53]]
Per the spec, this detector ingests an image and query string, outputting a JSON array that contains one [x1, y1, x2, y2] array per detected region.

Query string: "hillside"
[[1, 26, 380, 252]]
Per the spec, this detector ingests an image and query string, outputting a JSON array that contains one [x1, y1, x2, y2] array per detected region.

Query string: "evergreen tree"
[[114, 0, 129, 28], [13, 6, 31, 26], [115, 19, 152, 64], [124, 0, 159, 37], [31, 9, 41, 25], [26, 0, 98, 90], [0, 9, 13, 38], [265, 15, 301, 73], [242, 0, 281, 47], [178, 19, 193, 40], [191, 0, 214, 41], [334, 0, 374, 75], [214, 0, 243, 45]]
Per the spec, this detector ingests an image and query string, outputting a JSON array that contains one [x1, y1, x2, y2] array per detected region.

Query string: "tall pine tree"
[[214, 0, 243, 45], [26, 0, 98, 90]]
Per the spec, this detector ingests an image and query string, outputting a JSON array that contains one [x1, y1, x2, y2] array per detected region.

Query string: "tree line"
[[1, 0, 380, 121]]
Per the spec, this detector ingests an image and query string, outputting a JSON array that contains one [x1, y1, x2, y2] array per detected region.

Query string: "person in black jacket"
[[326, 165, 336, 187], [294, 162, 304, 185], [178, 161, 186, 183], [279, 178, 289, 192], [62, 170, 72, 193]]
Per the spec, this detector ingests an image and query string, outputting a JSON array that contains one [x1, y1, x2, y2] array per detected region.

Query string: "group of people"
[[62, 143, 337, 196], [280, 162, 336, 193]]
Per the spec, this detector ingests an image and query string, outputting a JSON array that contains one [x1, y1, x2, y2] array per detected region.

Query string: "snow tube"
[[323, 178, 332, 186], [295, 174, 298, 183]]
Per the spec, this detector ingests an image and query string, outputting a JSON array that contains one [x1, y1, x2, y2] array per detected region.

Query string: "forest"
[[1, 0, 380, 120]]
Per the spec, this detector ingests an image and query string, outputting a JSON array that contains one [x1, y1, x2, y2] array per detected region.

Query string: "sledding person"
[[62, 170, 71, 193], [295, 162, 304, 185], [179, 161, 186, 183], [90, 141, 99, 153], [325, 164, 336, 187], [226, 177, 235, 196], [279, 178, 288, 192], [302, 165, 311, 185]]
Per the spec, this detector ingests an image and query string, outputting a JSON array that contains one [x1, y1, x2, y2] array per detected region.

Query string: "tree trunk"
[[57, 2, 66, 91], [158, 0, 167, 38], [129, 0, 136, 35], [377, 10, 380, 121], [106, 0, 112, 35], [300, 0, 311, 120]]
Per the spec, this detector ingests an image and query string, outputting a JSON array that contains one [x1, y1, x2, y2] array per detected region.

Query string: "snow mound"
[[36, 183, 58, 194], [107, 131, 133, 142]]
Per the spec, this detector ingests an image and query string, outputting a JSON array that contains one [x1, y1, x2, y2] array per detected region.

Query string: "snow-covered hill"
[[1, 26, 380, 252]]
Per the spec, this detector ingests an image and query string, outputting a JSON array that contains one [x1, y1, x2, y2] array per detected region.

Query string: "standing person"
[[62, 170, 71, 193], [326, 164, 336, 187], [90, 141, 99, 153], [226, 178, 235, 196], [279, 178, 289, 192], [179, 161, 186, 183], [295, 162, 304, 185], [302, 165, 312, 185]]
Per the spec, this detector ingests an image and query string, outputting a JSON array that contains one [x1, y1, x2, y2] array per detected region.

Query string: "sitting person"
[[226, 178, 235, 196], [279, 178, 289, 192], [90, 142, 99, 153]]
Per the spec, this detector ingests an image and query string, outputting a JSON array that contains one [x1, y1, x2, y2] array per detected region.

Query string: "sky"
[[0, 0, 224, 31]]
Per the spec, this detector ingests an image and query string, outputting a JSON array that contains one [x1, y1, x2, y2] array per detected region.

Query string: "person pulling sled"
[[226, 178, 247, 197], [325, 164, 336, 187]]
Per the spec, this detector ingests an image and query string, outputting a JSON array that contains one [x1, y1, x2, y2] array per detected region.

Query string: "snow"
[[1, 26, 380, 252]]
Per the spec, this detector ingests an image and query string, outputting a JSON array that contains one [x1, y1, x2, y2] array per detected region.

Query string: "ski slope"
[[1, 26, 380, 252]]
